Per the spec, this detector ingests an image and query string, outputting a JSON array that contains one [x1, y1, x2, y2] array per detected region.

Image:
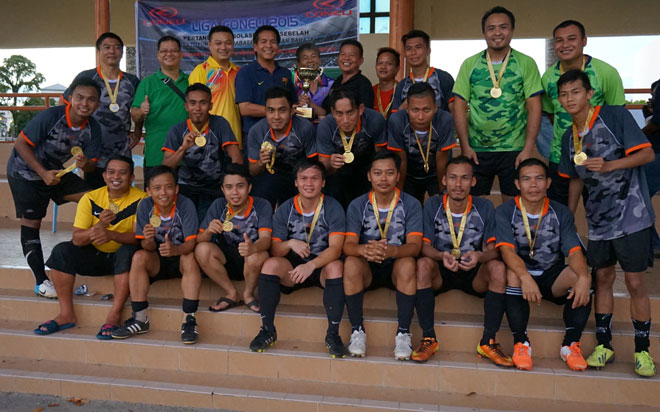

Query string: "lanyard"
[[518, 197, 547, 259], [297, 195, 324, 245], [445, 195, 471, 259], [413, 125, 433, 173], [370, 189, 399, 239]]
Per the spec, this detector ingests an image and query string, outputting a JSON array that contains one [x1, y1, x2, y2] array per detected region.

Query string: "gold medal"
[[414, 126, 433, 175], [343, 151, 354, 164], [55, 162, 77, 178], [109, 202, 119, 214], [222, 221, 234, 232], [451, 248, 462, 259], [71, 146, 83, 156], [574, 151, 588, 166], [100, 68, 122, 115], [370, 190, 399, 239], [149, 215, 161, 227], [261, 141, 276, 174], [445, 195, 471, 262], [424, 163, 430, 173], [109, 103, 120, 113], [529, 250, 535, 259], [486, 50, 511, 100], [490, 87, 502, 99], [195, 135, 206, 147]]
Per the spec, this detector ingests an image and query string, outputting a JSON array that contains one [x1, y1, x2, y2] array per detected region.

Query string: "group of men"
[[6, 5, 657, 378]]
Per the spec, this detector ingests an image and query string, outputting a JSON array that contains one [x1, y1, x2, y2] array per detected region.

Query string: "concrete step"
[[0, 321, 658, 408]]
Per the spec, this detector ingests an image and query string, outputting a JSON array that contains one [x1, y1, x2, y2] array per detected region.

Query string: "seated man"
[[249, 159, 348, 358], [112, 166, 202, 344], [343, 151, 423, 360], [248, 86, 317, 208], [317, 87, 386, 209], [414, 156, 511, 365], [34, 155, 146, 337], [195, 163, 272, 312], [163, 83, 242, 221], [495, 158, 591, 371]]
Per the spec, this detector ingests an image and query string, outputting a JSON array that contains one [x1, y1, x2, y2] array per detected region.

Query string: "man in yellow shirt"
[[33, 155, 147, 339], [189, 25, 242, 146]]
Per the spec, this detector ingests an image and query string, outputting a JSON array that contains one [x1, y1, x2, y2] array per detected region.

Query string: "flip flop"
[[34, 320, 75, 335], [96, 323, 118, 340], [245, 299, 260, 313], [209, 297, 243, 312]]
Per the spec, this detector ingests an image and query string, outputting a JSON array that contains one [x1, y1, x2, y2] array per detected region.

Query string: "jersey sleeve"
[[436, 112, 456, 151], [452, 57, 474, 101], [617, 108, 652, 155], [73, 193, 94, 230], [247, 125, 260, 162], [255, 198, 273, 232], [234, 68, 253, 104], [301, 119, 317, 157], [271, 203, 289, 242], [521, 54, 544, 99], [135, 199, 151, 239], [599, 64, 625, 106], [422, 197, 439, 243], [316, 116, 337, 156], [345, 198, 363, 238], [494, 203, 516, 251], [326, 198, 346, 235], [540, 71, 555, 114], [404, 196, 423, 237], [386, 113, 405, 151], [163, 124, 182, 154], [439, 71, 455, 110], [371, 111, 388, 146], [481, 200, 497, 245], [558, 129, 578, 178], [180, 198, 199, 241], [20, 108, 56, 147], [557, 205, 582, 256], [391, 81, 404, 110], [131, 78, 148, 109], [216, 116, 238, 148]]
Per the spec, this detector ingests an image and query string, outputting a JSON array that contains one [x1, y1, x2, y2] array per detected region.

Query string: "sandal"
[[96, 323, 118, 340], [34, 320, 75, 335], [209, 297, 243, 312]]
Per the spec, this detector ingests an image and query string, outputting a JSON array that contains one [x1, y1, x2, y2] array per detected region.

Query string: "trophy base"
[[298, 106, 313, 118]]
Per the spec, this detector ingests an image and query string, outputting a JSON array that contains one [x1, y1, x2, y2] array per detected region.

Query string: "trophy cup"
[[295, 66, 323, 119]]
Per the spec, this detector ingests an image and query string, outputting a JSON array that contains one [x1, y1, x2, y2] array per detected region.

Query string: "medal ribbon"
[[572, 106, 595, 156], [413, 125, 433, 173], [409, 66, 433, 83], [187, 119, 210, 136], [486, 49, 511, 91], [224, 201, 248, 226], [518, 197, 547, 257], [339, 117, 360, 154], [99, 67, 122, 109], [445, 194, 471, 254], [376, 83, 396, 117], [370, 189, 399, 239], [297, 195, 324, 245]]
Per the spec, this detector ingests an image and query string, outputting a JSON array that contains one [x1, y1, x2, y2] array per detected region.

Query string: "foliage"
[[0, 55, 45, 136]]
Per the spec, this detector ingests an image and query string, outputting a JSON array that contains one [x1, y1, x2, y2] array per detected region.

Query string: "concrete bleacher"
[[0, 141, 659, 410]]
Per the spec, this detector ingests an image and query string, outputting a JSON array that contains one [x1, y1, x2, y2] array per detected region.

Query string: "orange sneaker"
[[477, 339, 514, 367], [560, 342, 587, 371], [512, 342, 533, 370], [411, 337, 438, 362]]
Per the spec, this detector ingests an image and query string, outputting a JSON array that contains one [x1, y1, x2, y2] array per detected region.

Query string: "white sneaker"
[[37, 280, 57, 299], [348, 329, 367, 357], [394, 332, 413, 360]]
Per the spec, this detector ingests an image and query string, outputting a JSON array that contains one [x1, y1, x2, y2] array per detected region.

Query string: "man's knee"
[[486, 260, 507, 290], [416, 257, 435, 288], [506, 269, 521, 287], [595, 267, 616, 287], [625, 274, 647, 297], [322, 260, 343, 280], [394, 258, 416, 286]]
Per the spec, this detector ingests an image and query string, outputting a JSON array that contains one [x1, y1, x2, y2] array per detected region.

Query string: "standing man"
[[162, 83, 242, 221], [131, 35, 189, 181], [496, 158, 592, 372], [392, 30, 454, 113], [189, 25, 242, 146], [35, 155, 146, 338], [372, 47, 400, 119], [343, 151, 423, 360], [112, 166, 202, 344], [292, 43, 334, 119], [247, 87, 317, 208], [195, 163, 272, 312], [542, 20, 625, 204], [8, 77, 102, 299], [387, 83, 456, 204], [643, 80, 660, 256], [322, 40, 374, 112], [249, 159, 348, 358], [453, 7, 543, 201], [235, 25, 296, 135], [557, 70, 656, 377], [414, 156, 511, 366], [64, 32, 141, 188], [317, 88, 387, 209]]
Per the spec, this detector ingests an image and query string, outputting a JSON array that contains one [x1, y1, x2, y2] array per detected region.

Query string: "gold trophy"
[[295, 66, 323, 119]]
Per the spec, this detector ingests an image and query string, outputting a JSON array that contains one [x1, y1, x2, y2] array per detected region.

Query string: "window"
[[359, 0, 389, 34]]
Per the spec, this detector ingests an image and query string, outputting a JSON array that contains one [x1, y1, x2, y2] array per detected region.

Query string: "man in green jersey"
[[542, 20, 624, 204], [452, 6, 543, 202]]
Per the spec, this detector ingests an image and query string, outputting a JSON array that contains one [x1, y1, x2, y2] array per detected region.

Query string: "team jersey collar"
[[368, 188, 400, 209], [96, 65, 123, 81], [205, 57, 238, 72], [515, 196, 549, 216], [270, 119, 293, 142], [65, 104, 88, 130], [442, 194, 472, 215], [294, 194, 324, 215], [228, 196, 254, 218], [409, 67, 435, 82], [154, 196, 177, 219], [187, 118, 210, 136]]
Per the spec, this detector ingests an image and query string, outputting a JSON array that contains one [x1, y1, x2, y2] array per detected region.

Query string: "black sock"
[[562, 296, 591, 346], [415, 287, 436, 338], [594, 313, 613, 349], [258, 274, 280, 331], [633, 319, 651, 353], [505, 287, 530, 344], [21, 226, 48, 285], [396, 290, 415, 335], [481, 291, 506, 345], [323, 278, 344, 335], [345, 291, 364, 332], [182, 298, 199, 314]]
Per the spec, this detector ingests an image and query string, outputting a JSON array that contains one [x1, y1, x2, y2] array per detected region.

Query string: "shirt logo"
[[258, 81, 265, 86], [282, 77, 289, 85]]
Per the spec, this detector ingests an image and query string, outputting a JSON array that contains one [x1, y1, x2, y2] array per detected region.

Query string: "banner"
[[136, 0, 358, 78]]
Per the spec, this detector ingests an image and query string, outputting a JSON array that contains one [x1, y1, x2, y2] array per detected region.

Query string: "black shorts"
[[436, 262, 484, 298], [8, 173, 90, 220], [587, 228, 653, 273], [403, 175, 439, 205], [150, 255, 182, 283], [46, 242, 137, 276], [530, 263, 568, 305], [279, 251, 323, 294], [471, 151, 520, 196], [214, 235, 245, 281], [366, 259, 396, 291]]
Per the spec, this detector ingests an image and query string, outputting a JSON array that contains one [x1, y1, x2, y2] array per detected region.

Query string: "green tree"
[[0, 55, 45, 136], [11, 97, 43, 136]]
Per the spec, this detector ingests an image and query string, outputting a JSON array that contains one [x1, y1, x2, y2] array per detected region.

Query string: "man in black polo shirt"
[[322, 40, 375, 113]]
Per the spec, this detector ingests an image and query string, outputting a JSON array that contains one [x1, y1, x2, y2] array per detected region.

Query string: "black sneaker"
[[112, 316, 149, 339], [325, 333, 348, 358], [249, 327, 277, 352], [181, 315, 198, 344]]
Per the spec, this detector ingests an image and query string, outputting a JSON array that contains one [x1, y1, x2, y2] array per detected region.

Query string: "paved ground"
[[0, 392, 235, 412]]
